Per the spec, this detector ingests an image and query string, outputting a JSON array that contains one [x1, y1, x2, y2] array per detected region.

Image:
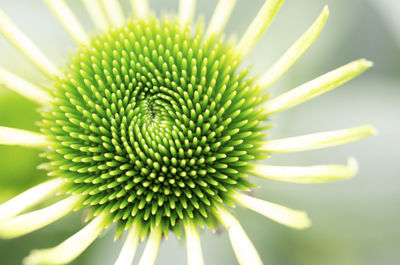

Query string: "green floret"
[[39, 16, 269, 238]]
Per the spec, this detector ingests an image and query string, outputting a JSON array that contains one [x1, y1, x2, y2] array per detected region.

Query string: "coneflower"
[[0, 1, 376, 265]]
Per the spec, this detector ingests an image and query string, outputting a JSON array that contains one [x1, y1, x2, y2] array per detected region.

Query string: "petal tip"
[[347, 157, 359, 177], [360, 59, 374, 68], [322, 5, 330, 16]]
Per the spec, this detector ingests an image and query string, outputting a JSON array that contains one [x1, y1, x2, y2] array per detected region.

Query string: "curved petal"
[[0, 126, 49, 148], [184, 220, 204, 265], [261, 59, 373, 115], [113, 225, 141, 265], [130, 0, 150, 20], [257, 6, 329, 89], [0, 196, 83, 239], [0, 67, 52, 105], [216, 207, 263, 265], [137, 226, 162, 265], [82, 0, 110, 31], [231, 191, 311, 229], [260, 125, 377, 153], [249, 158, 359, 183], [0, 178, 65, 221], [23, 214, 110, 265], [205, 0, 237, 39], [236, 0, 285, 59], [101, 0, 125, 27], [0, 9, 60, 78], [179, 0, 196, 26], [43, 0, 90, 45]]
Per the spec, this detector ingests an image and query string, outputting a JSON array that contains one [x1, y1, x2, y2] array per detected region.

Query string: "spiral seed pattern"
[[40, 17, 268, 236]]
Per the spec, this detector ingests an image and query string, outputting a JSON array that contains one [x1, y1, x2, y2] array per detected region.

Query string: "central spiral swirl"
[[40, 17, 267, 234]]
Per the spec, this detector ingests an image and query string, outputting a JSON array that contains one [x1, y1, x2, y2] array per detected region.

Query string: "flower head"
[[0, 1, 376, 265]]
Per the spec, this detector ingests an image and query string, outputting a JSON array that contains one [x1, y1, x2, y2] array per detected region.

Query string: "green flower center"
[[40, 17, 267, 236]]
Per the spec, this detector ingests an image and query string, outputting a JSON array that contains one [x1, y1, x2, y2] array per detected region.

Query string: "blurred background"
[[0, 0, 399, 264]]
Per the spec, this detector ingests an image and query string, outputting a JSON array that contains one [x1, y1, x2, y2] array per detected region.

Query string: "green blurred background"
[[0, 0, 399, 264]]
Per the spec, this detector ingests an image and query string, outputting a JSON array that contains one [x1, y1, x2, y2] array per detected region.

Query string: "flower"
[[0, 0, 377, 265]]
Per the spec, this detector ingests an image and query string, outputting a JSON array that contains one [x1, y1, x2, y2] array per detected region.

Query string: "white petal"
[[257, 6, 329, 89], [179, 0, 196, 27], [0, 126, 49, 148], [205, 0, 237, 39], [0, 196, 82, 239], [216, 207, 263, 265], [0, 9, 60, 78], [113, 225, 140, 265], [82, 0, 110, 31], [137, 226, 162, 265], [250, 158, 359, 183], [184, 220, 204, 265], [236, 0, 285, 59], [232, 191, 311, 229], [0, 67, 52, 105], [0, 178, 65, 222], [43, 0, 90, 45], [261, 125, 377, 153], [23, 214, 110, 265], [101, 0, 125, 27], [261, 59, 373, 115], [130, 0, 150, 20]]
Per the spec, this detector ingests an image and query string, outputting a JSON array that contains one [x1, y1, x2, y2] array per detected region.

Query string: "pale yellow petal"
[[0, 178, 65, 222], [232, 191, 311, 229], [205, 0, 237, 39], [0, 126, 49, 148], [43, 0, 90, 45], [250, 158, 359, 183], [257, 6, 329, 89], [216, 207, 263, 265], [0, 67, 52, 105], [236, 0, 285, 59], [0, 196, 82, 239], [261, 59, 373, 115], [113, 225, 140, 265], [0, 9, 60, 78], [137, 226, 162, 265], [184, 220, 204, 265], [23, 214, 110, 265], [261, 125, 377, 153]]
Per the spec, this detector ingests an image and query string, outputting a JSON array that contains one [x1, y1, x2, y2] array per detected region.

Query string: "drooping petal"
[[216, 207, 263, 265], [205, 0, 237, 39], [0, 178, 65, 221], [131, 0, 150, 20], [257, 6, 329, 89], [137, 226, 162, 265], [261, 59, 373, 115], [179, 0, 196, 27], [231, 191, 311, 229], [23, 214, 110, 265], [0, 126, 49, 148], [113, 225, 140, 265], [236, 0, 285, 59], [101, 0, 125, 27], [0, 9, 60, 78], [82, 0, 110, 31], [184, 220, 204, 265], [0, 67, 52, 105], [43, 0, 90, 45], [0, 196, 83, 239], [249, 158, 359, 183], [260, 125, 377, 153]]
